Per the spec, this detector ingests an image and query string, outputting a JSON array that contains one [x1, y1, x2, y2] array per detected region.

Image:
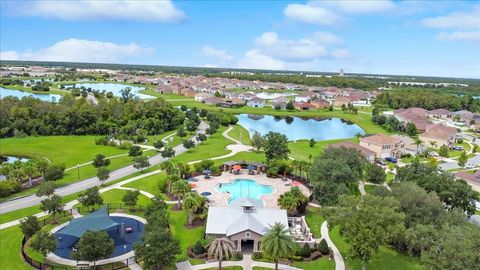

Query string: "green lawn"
[[203, 267, 243, 270], [0, 226, 33, 270], [228, 125, 252, 145], [100, 189, 152, 206], [292, 257, 335, 270], [123, 172, 167, 195], [289, 138, 358, 161], [145, 130, 178, 146], [1, 84, 68, 96], [166, 100, 386, 134], [169, 207, 206, 264], [139, 89, 193, 100], [329, 227, 424, 270], [212, 151, 266, 166], [386, 173, 395, 184], [0, 135, 129, 168], [171, 126, 233, 163], [305, 207, 324, 238]]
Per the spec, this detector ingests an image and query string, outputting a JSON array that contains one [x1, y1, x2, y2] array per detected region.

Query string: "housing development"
[[1, 1, 479, 270]]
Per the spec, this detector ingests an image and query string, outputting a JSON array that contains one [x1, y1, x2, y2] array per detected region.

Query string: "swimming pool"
[[217, 179, 273, 203]]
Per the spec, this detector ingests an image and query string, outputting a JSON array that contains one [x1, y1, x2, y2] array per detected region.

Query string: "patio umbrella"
[[233, 165, 241, 171], [190, 183, 197, 188], [203, 169, 212, 175], [200, 191, 211, 197], [292, 181, 302, 186]]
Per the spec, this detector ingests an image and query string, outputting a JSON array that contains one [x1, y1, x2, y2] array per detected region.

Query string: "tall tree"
[[73, 230, 114, 265], [92, 154, 110, 168], [133, 156, 150, 171], [206, 237, 236, 270], [129, 145, 143, 157], [96, 166, 110, 185], [122, 189, 140, 210], [458, 151, 468, 167], [171, 180, 190, 208], [31, 231, 56, 256], [183, 192, 201, 225], [251, 131, 265, 152], [364, 163, 386, 184], [261, 223, 298, 270], [78, 187, 103, 212], [322, 195, 405, 270], [40, 194, 64, 222], [160, 147, 175, 158], [19, 215, 40, 239], [22, 161, 38, 187], [36, 181, 55, 198], [264, 132, 290, 162]]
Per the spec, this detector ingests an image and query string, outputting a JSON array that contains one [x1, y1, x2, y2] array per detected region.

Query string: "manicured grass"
[[289, 138, 358, 161], [292, 257, 335, 270], [329, 227, 424, 270], [171, 126, 233, 163], [212, 151, 266, 166], [167, 100, 387, 134], [0, 135, 128, 168], [145, 130, 178, 146], [252, 267, 272, 270], [169, 207, 205, 264], [0, 205, 43, 224], [1, 84, 68, 96], [123, 172, 167, 195], [400, 156, 428, 164], [139, 89, 193, 100], [305, 207, 324, 238], [0, 226, 32, 270], [204, 267, 243, 270], [100, 189, 151, 206], [229, 125, 252, 145], [386, 172, 395, 184]]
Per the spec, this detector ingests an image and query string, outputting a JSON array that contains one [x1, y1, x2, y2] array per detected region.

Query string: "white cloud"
[[422, 7, 480, 29], [236, 31, 351, 70], [422, 6, 480, 43], [284, 3, 341, 25], [436, 31, 480, 42], [284, 1, 395, 25], [0, 39, 153, 63], [321, 0, 396, 14], [17, 0, 185, 23], [201, 46, 234, 61]]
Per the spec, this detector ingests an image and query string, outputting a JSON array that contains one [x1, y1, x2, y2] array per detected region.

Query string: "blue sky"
[[1, 0, 479, 78]]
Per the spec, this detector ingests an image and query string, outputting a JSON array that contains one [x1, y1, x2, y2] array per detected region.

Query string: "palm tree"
[[22, 161, 38, 187], [261, 223, 298, 270], [160, 161, 176, 175], [165, 174, 180, 195], [183, 193, 200, 225], [206, 237, 236, 270], [277, 193, 298, 215], [171, 180, 190, 208], [414, 138, 422, 155]]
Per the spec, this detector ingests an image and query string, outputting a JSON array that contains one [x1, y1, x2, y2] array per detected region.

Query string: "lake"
[[0, 87, 62, 102], [237, 114, 365, 141], [64, 83, 154, 99]]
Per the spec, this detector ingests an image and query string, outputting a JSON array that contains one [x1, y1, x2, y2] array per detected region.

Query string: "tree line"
[[373, 89, 480, 112], [0, 95, 185, 138]]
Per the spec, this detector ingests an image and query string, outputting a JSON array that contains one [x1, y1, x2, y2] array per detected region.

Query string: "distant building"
[[310, 99, 330, 109], [246, 97, 266, 108], [360, 134, 405, 159], [195, 93, 214, 102], [339, 68, 344, 77], [203, 97, 224, 105], [419, 124, 457, 148]]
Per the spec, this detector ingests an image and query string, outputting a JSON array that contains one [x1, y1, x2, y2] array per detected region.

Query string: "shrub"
[[232, 252, 243, 261], [44, 164, 65, 181], [117, 141, 133, 150], [157, 178, 167, 193], [95, 136, 110, 145], [0, 180, 21, 197], [252, 252, 263, 260], [300, 243, 312, 258], [318, 239, 329, 255], [192, 240, 205, 254]]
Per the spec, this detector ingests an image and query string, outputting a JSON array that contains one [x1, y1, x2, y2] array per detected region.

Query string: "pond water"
[[2, 156, 30, 164], [64, 83, 153, 99], [217, 179, 273, 203], [237, 114, 365, 141], [253, 92, 297, 100], [0, 87, 61, 102]]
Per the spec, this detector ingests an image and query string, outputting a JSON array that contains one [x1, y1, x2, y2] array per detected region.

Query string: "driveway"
[[0, 121, 209, 214]]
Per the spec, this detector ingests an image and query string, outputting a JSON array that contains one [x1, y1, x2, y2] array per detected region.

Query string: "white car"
[[466, 164, 475, 169]]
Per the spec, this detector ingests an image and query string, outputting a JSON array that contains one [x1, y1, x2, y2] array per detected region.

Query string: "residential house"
[[205, 198, 289, 252], [391, 134, 424, 155], [419, 124, 457, 148], [294, 91, 317, 103], [271, 101, 287, 110], [453, 110, 474, 124], [359, 134, 405, 159], [310, 99, 330, 109], [203, 97, 225, 106], [272, 96, 289, 103], [246, 97, 266, 108], [329, 141, 376, 162], [238, 92, 256, 101], [181, 89, 196, 97], [428, 109, 452, 119], [333, 96, 353, 107], [195, 93, 214, 102], [293, 102, 315, 111]]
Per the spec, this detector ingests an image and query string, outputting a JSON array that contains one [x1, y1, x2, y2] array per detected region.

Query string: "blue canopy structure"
[[203, 169, 212, 174], [57, 208, 119, 239]]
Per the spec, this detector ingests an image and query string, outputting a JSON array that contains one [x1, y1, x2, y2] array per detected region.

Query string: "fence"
[[21, 204, 145, 270]]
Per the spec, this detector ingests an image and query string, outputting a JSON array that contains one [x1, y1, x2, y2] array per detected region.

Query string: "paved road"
[[0, 122, 209, 214]]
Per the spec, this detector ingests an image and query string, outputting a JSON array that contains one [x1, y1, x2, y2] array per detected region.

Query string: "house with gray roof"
[[205, 197, 288, 252]]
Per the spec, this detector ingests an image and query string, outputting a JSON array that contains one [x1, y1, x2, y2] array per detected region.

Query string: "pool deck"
[[194, 170, 311, 208]]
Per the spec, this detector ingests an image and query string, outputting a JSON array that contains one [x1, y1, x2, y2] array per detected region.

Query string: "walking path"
[[321, 221, 345, 270], [188, 254, 303, 270], [0, 121, 209, 214], [188, 126, 253, 165]]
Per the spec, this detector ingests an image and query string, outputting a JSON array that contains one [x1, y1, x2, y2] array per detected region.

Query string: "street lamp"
[[77, 164, 80, 180]]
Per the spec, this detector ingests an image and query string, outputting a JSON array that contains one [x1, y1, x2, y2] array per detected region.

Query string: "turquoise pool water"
[[217, 179, 273, 203]]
